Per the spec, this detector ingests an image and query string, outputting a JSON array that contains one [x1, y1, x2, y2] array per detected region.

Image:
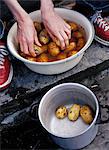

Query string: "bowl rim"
[[38, 83, 99, 138], [7, 8, 94, 65]]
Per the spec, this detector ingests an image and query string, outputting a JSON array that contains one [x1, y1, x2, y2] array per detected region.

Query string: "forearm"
[[3, 0, 28, 23], [40, 0, 54, 13]]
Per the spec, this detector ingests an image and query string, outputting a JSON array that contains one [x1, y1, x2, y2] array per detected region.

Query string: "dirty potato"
[[67, 50, 78, 57], [57, 52, 67, 60], [77, 38, 85, 51], [39, 29, 50, 44], [55, 106, 68, 119], [68, 22, 78, 31], [34, 45, 43, 55], [33, 21, 42, 32], [26, 56, 37, 62], [73, 31, 83, 39], [68, 104, 80, 121], [80, 105, 93, 124], [34, 44, 48, 55], [64, 42, 76, 52], [36, 53, 48, 62], [48, 42, 60, 56]]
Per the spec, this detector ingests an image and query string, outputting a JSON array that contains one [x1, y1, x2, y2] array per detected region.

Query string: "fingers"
[[45, 25, 56, 41], [56, 32, 65, 49], [64, 26, 71, 39], [18, 32, 41, 57], [65, 23, 71, 30], [18, 36, 36, 57], [22, 41, 29, 55], [28, 40, 36, 57], [34, 31, 41, 46], [60, 31, 69, 47], [18, 35, 29, 55]]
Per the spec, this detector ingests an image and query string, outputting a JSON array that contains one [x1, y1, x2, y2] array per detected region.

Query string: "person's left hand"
[[41, 9, 71, 49]]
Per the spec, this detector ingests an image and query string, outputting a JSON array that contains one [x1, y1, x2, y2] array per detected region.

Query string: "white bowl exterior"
[[7, 8, 94, 74], [25, 53, 84, 74]]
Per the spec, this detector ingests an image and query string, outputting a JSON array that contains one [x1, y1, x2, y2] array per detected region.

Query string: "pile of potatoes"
[[19, 20, 86, 62], [55, 104, 94, 124]]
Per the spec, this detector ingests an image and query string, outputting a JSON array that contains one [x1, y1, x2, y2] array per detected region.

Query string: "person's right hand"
[[17, 15, 41, 57]]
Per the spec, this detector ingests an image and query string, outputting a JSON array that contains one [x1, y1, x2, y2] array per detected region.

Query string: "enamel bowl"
[[7, 8, 94, 75]]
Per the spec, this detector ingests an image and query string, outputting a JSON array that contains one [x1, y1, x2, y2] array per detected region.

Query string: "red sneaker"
[[0, 42, 13, 90], [91, 10, 109, 46]]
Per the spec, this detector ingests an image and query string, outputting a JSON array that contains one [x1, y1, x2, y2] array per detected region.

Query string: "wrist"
[[40, 0, 54, 14], [14, 10, 29, 24]]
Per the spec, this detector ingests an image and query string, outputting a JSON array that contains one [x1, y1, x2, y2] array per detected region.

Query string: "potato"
[[33, 21, 42, 32], [39, 29, 50, 44], [70, 37, 77, 43], [55, 106, 67, 119], [77, 38, 85, 51], [57, 52, 67, 60], [68, 104, 80, 121], [36, 53, 48, 62], [26, 56, 37, 62], [64, 42, 76, 52], [73, 31, 83, 39], [41, 45, 48, 52], [48, 42, 60, 56], [80, 105, 93, 124], [34, 44, 47, 55], [67, 50, 78, 57], [68, 22, 78, 31]]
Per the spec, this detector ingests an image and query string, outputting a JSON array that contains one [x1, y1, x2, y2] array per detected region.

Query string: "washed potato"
[[67, 50, 78, 57], [39, 29, 50, 44], [55, 106, 68, 119], [77, 38, 85, 50], [68, 104, 80, 121], [48, 42, 60, 56], [65, 42, 76, 52], [57, 52, 67, 60], [33, 21, 42, 32], [68, 22, 78, 31], [73, 31, 83, 39], [80, 105, 93, 124], [36, 53, 48, 62]]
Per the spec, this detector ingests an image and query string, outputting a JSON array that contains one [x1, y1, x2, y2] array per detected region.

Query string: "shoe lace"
[[0, 46, 8, 69], [91, 10, 109, 32]]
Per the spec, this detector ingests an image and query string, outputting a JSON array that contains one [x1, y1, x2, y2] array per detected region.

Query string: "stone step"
[[0, 41, 109, 122]]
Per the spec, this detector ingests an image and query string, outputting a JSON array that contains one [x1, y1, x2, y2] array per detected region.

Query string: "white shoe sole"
[[0, 65, 13, 89], [95, 35, 109, 46]]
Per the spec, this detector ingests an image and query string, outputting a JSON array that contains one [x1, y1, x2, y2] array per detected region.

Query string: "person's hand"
[[41, 9, 71, 49], [17, 15, 41, 57]]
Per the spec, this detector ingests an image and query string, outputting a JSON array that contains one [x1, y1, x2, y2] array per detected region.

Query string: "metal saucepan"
[[38, 83, 100, 149]]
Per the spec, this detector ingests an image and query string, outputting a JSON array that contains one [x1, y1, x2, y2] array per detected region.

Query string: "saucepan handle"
[[29, 102, 39, 121], [95, 105, 109, 124]]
